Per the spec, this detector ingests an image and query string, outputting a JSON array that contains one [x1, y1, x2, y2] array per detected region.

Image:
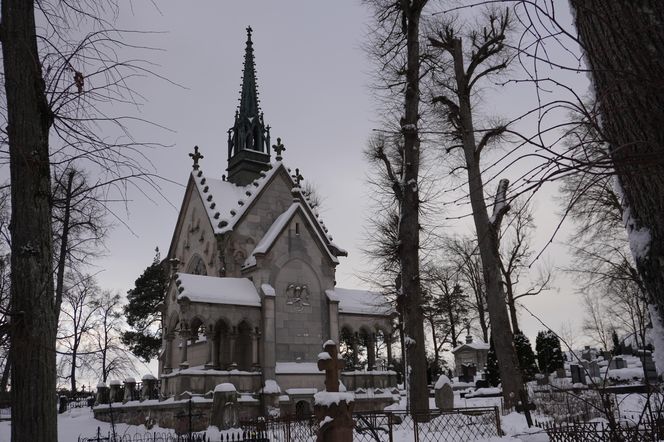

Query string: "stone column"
[[179, 328, 191, 369], [352, 333, 360, 368], [204, 326, 215, 369], [109, 380, 122, 403], [212, 334, 221, 369], [164, 333, 174, 373], [251, 328, 261, 371], [228, 327, 238, 370], [95, 383, 109, 405], [386, 334, 393, 368], [328, 299, 340, 344], [262, 291, 277, 379], [367, 333, 376, 371]]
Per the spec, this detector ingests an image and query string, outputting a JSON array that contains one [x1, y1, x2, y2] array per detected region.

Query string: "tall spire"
[[227, 26, 271, 185]]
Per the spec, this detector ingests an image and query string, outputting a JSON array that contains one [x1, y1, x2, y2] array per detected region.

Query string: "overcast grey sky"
[[88, 1, 593, 346]]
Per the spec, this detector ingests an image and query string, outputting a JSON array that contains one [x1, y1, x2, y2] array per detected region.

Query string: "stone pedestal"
[[141, 374, 158, 401], [109, 380, 123, 403], [123, 378, 137, 403], [262, 380, 282, 418], [315, 341, 354, 442], [210, 383, 238, 430], [434, 375, 454, 409], [95, 383, 109, 405]]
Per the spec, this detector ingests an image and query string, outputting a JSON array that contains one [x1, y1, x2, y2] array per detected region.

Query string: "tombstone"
[[210, 383, 238, 430], [555, 367, 567, 379], [95, 383, 109, 405], [642, 353, 658, 383], [615, 357, 627, 369], [434, 375, 454, 409], [141, 374, 158, 401], [461, 364, 477, 383], [261, 380, 281, 418], [58, 395, 68, 414], [108, 380, 123, 403], [570, 365, 586, 385], [588, 361, 601, 378], [123, 378, 137, 403], [581, 346, 593, 361], [314, 341, 354, 442]]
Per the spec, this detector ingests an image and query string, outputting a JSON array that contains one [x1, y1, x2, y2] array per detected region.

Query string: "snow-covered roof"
[[326, 288, 392, 316], [243, 202, 341, 268], [175, 273, 261, 307], [189, 163, 347, 257], [451, 340, 490, 353]]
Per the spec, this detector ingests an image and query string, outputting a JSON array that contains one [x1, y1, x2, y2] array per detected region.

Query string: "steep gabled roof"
[[242, 202, 341, 269]]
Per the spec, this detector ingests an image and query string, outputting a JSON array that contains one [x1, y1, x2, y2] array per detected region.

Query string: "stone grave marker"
[[588, 361, 601, 378], [461, 364, 477, 383], [210, 383, 238, 430], [570, 365, 586, 385], [615, 357, 627, 369], [95, 383, 109, 405], [434, 375, 454, 409], [123, 378, 137, 403], [555, 367, 566, 378], [109, 379, 123, 403]]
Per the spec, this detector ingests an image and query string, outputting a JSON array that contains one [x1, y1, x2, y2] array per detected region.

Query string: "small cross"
[[246, 26, 253, 41], [189, 145, 204, 170], [272, 137, 286, 161], [317, 341, 345, 392], [293, 168, 304, 186]]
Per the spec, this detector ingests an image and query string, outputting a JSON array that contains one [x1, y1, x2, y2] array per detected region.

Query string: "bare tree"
[[56, 275, 100, 393], [499, 200, 552, 333], [569, 1, 664, 332], [428, 10, 524, 406], [90, 291, 136, 383], [581, 291, 612, 350], [445, 236, 489, 342], [363, 0, 431, 412]]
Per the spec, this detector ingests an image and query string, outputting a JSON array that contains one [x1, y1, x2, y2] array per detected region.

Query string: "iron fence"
[[537, 420, 664, 442], [78, 428, 212, 442], [238, 407, 501, 442]]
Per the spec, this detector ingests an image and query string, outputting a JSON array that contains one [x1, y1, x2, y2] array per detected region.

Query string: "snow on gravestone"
[[434, 375, 454, 410], [210, 383, 238, 430]]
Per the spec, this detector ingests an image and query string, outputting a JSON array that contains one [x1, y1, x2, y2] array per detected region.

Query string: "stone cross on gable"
[[189, 145, 204, 170], [272, 137, 285, 161], [317, 341, 345, 392], [293, 168, 304, 186]]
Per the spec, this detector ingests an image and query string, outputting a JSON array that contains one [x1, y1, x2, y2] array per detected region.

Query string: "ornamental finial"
[[189, 145, 204, 170]]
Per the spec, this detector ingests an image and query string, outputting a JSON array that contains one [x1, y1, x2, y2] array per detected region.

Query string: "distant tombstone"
[[570, 365, 586, 385], [141, 374, 158, 401], [210, 383, 238, 430], [123, 378, 137, 403], [58, 395, 68, 414], [589, 361, 601, 378], [434, 375, 454, 409], [95, 383, 109, 405], [615, 357, 627, 369], [642, 354, 658, 383], [108, 380, 123, 403], [461, 364, 477, 383], [582, 346, 592, 361], [602, 351, 612, 360], [556, 367, 567, 378]]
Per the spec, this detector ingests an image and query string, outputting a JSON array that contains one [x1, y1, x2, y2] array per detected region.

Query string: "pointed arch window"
[[187, 255, 207, 276]]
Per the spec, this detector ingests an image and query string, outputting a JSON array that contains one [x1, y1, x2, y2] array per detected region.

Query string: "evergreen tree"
[[611, 329, 622, 355], [535, 330, 565, 374], [121, 249, 167, 362], [485, 336, 500, 387], [514, 332, 538, 382]]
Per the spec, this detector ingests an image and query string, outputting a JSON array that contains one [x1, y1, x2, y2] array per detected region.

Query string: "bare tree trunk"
[[0, 354, 9, 392], [1, 0, 57, 439], [397, 0, 429, 414], [571, 1, 664, 327], [450, 37, 523, 408]]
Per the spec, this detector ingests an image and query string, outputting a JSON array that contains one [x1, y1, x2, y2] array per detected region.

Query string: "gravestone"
[[314, 340, 354, 442], [460, 364, 477, 383], [570, 365, 586, 385], [141, 374, 158, 401], [109, 379, 123, 403], [555, 367, 566, 378], [95, 383, 109, 405], [123, 378, 137, 403], [609, 357, 627, 370], [434, 375, 454, 409], [210, 383, 238, 430], [588, 361, 601, 378], [641, 353, 658, 383]]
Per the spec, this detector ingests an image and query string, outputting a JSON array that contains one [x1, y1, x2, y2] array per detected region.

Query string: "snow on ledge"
[[314, 391, 354, 406], [175, 273, 261, 307]]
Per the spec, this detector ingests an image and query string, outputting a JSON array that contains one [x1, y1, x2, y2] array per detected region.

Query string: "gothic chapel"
[[159, 28, 396, 411]]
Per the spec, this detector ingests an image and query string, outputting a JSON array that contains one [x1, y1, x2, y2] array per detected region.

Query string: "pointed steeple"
[[227, 26, 271, 186]]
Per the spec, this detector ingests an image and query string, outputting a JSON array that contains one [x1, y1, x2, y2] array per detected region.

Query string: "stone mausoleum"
[[152, 28, 397, 417]]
